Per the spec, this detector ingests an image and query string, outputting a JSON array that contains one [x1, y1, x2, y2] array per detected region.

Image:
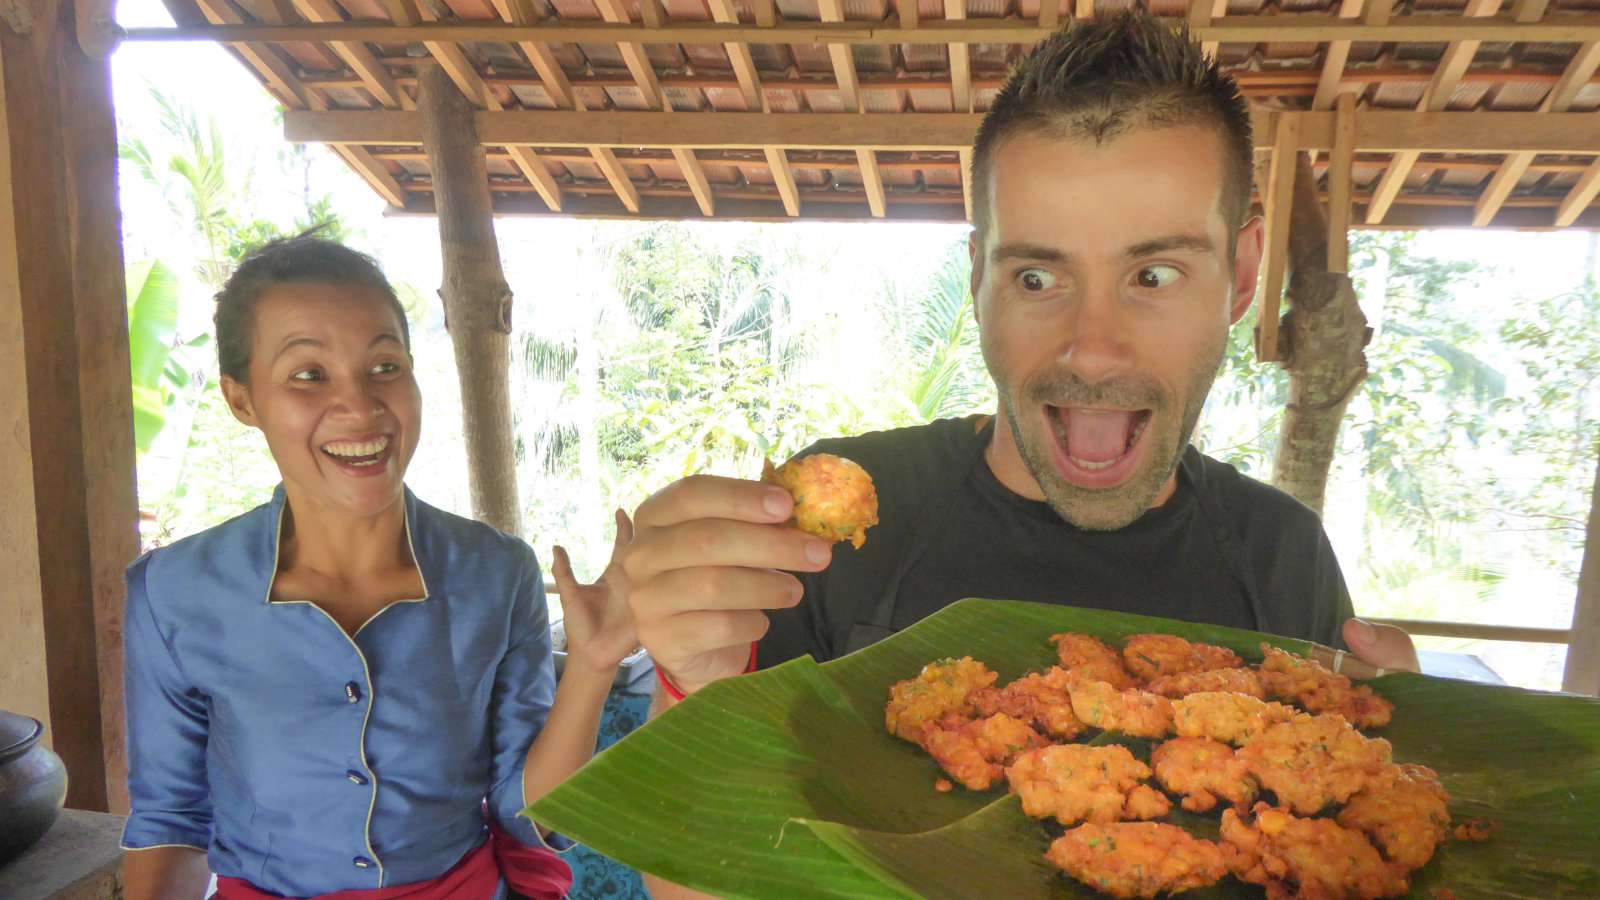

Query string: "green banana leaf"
[[528, 599, 1600, 899], [126, 259, 180, 453]]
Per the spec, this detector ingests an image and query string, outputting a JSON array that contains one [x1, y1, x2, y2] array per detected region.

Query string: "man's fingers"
[[636, 567, 802, 616], [643, 609, 772, 664], [624, 518, 830, 583], [634, 474, 793, 530], [1343, 617, 1420, 674]]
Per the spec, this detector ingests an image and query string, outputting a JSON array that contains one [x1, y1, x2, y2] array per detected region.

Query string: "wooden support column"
[[416, 65, 522, 537], [1271, 151, 1371, 515], [1564, 448, 1600, 696], [1, 0, 136, 811]]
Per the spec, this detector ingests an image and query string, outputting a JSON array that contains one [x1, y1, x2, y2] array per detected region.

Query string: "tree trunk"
[[1271, 151, 1371, 515], [417, 66, 522, 537], [1563, 448, 1600, 696]]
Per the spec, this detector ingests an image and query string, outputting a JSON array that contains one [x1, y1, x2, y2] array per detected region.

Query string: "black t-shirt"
[[759, 416, 1354, 667]]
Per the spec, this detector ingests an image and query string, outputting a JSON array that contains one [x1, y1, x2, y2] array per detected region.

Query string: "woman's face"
[[222, 281, 421, 521]]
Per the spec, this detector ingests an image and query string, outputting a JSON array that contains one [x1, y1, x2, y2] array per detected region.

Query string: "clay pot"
[[0, 709, 68, 864]]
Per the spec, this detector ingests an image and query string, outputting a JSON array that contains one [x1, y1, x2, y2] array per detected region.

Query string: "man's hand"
[[1342, 617, 1420, 673], [622, 475, 832, 697], [551, 509, 638, 675]]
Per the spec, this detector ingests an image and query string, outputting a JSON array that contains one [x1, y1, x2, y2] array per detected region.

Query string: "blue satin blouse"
[[121, 486, 559, 896]]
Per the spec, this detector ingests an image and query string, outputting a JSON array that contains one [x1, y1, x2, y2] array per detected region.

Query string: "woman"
[[120, 233, 634, 899]]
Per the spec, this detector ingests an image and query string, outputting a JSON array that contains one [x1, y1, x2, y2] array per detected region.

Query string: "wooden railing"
[[545, 581, 1570, 645]]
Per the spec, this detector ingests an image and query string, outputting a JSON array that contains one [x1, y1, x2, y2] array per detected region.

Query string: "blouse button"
[[346, 769, 368, 786], [353, 856, 373, 869], [345, 681, 362, 704]]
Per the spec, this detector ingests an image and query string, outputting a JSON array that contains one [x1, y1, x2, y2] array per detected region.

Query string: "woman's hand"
[[551, 509, 638, 675]]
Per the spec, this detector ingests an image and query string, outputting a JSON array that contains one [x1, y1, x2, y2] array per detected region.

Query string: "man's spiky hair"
[[970, 10, 1254, 241]]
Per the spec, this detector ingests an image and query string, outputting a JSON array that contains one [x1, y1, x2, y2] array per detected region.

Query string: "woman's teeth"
[[322, 436, 390, 466]]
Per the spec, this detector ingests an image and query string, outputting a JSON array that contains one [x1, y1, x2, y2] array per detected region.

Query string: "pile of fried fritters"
[[885, 634, 1488, 899]]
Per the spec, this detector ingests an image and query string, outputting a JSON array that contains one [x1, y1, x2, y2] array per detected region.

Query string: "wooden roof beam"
[[413, 4, 565, 211], [1327, 93, 1356, 272], [816, 0, 861, 112], [380, 0, 420, 25], [286, 109, 1600, 155], [1039, 0, 1058, 28], [190, 0, 406, 205], [593, 0, 715, 215], [1075, 0, 1093, 20], [1190, 0, 1228, 59], [706, 0, 766, 112], [1312, 0, 1365, 111], [945, 0, 971, 112], [765, 148, 801, 216], [1366, 0, 1502, 224], [593, 0, 668, 110], [1257, 114, 1299, 363], [123, 15, 1600, 46], [488, 0, 580, 111], [816, 0, 882, 217], [289, 0, 411, 109], [1511, 0, 1550, 22], [1474, 41, 1600, 226], [958, 146, 973, 221], [1555, 158, 1600, 227]]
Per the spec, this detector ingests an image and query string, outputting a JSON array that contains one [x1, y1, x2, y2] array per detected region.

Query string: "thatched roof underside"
[[152, 0, 1600, 227]]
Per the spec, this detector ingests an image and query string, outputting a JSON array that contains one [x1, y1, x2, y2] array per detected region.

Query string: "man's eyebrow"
[[991, 243, 1070, 264], [1125, 234, 1216, 258], [370, 332, 404, 348]]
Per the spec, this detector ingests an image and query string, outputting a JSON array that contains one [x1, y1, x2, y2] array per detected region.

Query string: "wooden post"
[[1563, 448, 1600, 696], [1, 0, 137, 811], [1271, 151, 1371, 515], [60, 0, 138, 813], [416, 64, 522, 537]]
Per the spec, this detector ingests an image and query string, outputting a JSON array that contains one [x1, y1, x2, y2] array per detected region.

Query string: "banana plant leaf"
[[528, 599, 1600, 899]]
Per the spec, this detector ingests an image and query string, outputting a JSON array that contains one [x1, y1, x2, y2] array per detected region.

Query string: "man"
[[621, 11, 1416, 713]]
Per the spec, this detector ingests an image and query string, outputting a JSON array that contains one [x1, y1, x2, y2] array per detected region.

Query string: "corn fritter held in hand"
[[762, 453, 880, 549]]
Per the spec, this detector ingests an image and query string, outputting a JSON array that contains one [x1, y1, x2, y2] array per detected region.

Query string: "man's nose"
[[1060, 281, 1135, 385]]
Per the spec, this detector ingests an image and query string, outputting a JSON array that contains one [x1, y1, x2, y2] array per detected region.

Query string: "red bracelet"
[[656, 641, 759, 702]]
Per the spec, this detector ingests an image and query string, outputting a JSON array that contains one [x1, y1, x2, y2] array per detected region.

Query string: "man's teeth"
[[322, 436, 390, 461]]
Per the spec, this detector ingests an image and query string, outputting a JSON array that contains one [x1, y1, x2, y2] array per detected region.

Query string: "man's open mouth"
[[1044, 405, 1153, 485]]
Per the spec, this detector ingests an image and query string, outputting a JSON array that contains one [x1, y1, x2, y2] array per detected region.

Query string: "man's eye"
[[1135, 265, 1181, 289], [371, 361, 401, 376], [1018, 268, 1057, 292], [291, 369, 323, 383]]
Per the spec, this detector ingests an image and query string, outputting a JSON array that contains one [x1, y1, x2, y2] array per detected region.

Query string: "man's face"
[[971, 125, 1263, 530]]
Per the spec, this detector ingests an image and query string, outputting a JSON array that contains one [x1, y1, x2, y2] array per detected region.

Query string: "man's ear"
[[1229, 215, 1266, 325], [220, 375, 259, 428]]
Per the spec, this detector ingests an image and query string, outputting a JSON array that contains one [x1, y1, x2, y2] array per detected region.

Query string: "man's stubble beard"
[[985, 331, 1226, 532]]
